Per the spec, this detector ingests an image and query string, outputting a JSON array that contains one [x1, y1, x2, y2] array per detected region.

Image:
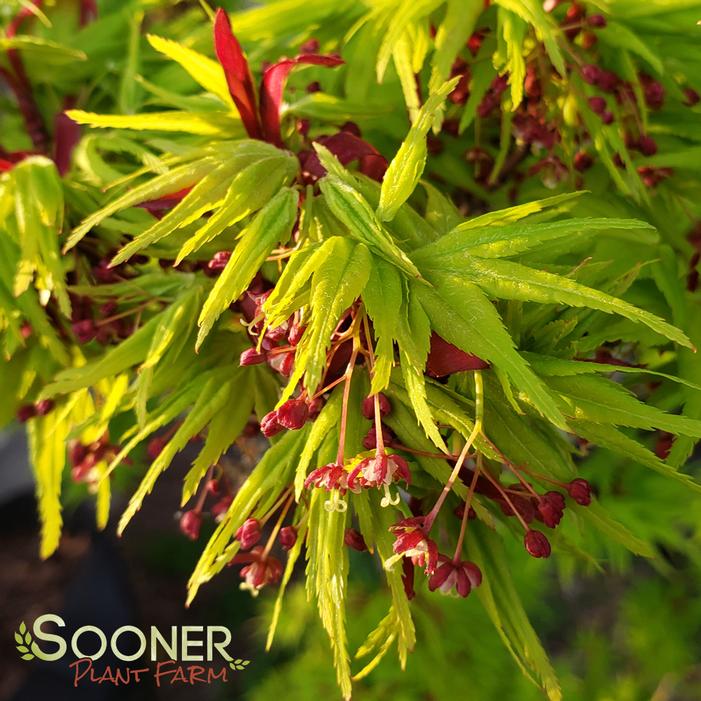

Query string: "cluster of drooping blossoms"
[[432, 0, 698, 202], [154, 13, 602, 602], [227, 508, 298, 596], [67, 433, 120, 486], [176, 470, 235, 540], [305, 393, 411, 511]]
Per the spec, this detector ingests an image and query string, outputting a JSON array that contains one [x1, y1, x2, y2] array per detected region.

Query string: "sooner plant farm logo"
[[14, 614, 250, 687]]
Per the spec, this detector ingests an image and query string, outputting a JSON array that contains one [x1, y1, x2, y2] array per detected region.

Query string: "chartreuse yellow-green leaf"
[[118, 370, 235, 534], [280, 238, 372, 403], [305, 488, 351, 699], [456, 257, 692, 349], [175, 153, 298, 264], [196, 188, 299, 350], [147, 34, 232, 104], [361, 256, 403, 393], [67, 109, 242, 136], [377, 77, 459, 222], [471, 525, 562, 701], [188, 429, 307, 605], [413, 275, 568, 430]]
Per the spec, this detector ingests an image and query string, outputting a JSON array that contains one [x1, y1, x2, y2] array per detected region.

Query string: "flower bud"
[[35, 399, 55, 416], [147, 435, 168, 460], [567, 478, 592, 506], [68, 440, 87, 467], [179, 510, 202, 540], [100, 300, 118, 316], [361, 393, 392, 420], [208, 251, 231, 272], [287, 322, 305, 346], [236, 518, 262, 549], [573, 152, 593, 172], [261, 411, 284, 437], [588, 96, 607, 114], [72, 319, 96, 344], [206, 478, 222, 496], [684, 87, 700, 106], [524, 529, 551, 558], [211, 495, 233, 521], [276, 399, 309, 430], [597, 70, 619, 92], [587, 14, 607, 27], [581, 64, 601, 85], [362, 425, 394, 450], [16, 404, 36, 423], [279, 526, 297, 550], [638, 135, 657, 156], [240, 348, 267, 366], [344, 528, 367, 552]]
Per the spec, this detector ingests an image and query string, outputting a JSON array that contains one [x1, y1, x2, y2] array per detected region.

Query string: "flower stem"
[[453, 455, 482, 562], [425, 371, 483, 531], [335, 312, 362, 465]]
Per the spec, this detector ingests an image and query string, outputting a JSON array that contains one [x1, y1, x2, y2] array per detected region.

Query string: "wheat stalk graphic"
[[14, 622, 34, 661]]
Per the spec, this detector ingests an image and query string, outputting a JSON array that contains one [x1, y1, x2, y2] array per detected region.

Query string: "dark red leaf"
[[426, 332, 490, 377], [137, 188, 192, 217], [260, 54, 343, 146], [6, 6, 37, 37], [299, 131, 386, 183], [213, 9, 261, 139], [53, 109, 81, 176], [80, 0, 98, 25], [359, 153, 388, 181]]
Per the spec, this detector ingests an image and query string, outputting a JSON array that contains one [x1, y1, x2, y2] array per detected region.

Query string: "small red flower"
[[362, 425, 395, 450], [72, 319, 96, 344], [304, 462, 348, 493], [588, 96, 607, 114], [287, 321, 305, 345], [233, 546, 283, 595], [240, 348, 267, 366], [388, 517, 439, 574], [16, 404, 36, 423], [68, 440, 87, 467], [347, 453, 410, 491], [260, 411, 284, 438], [208, 251, 231, 272], [428, 555, 482, 597], [537, 491, 566, 528]]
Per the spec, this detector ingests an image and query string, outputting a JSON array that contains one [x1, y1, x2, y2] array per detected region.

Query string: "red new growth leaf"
[[299, 131, 387, 183], [138, 188, 192, 217], [260, 54, 343, 146], [426, 333, 490, 378], [213, 9, 261, 139], [53, 110, 81, 176], [80, 0, 98, 25]]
